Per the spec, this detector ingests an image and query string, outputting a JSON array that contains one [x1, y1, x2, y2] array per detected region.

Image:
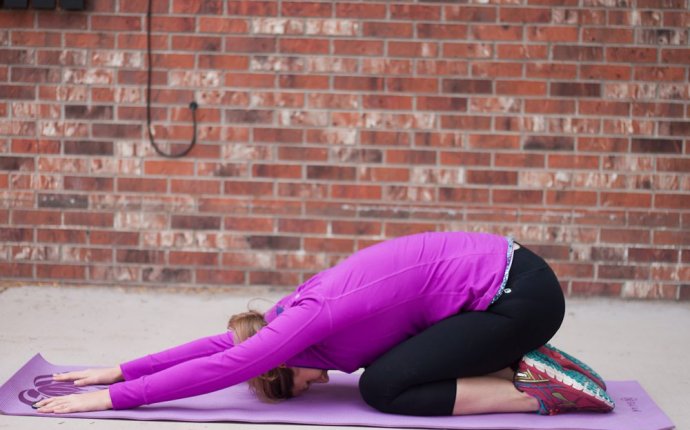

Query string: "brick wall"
[[0, 1, 688, 300]]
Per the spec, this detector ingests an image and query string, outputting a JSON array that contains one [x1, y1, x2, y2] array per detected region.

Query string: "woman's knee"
[[358, 367, 397, 413]]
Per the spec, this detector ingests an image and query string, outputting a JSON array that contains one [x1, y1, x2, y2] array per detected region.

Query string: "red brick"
[[172, 215, 221, 230], [363, 95, 413, 110], [578, 137, 629, 152], [656, 194, 690, 209], [417, 23, 467, 39], [143, 268, 192, 284], [171, 179, 221, 195], [391, 4, 441, 20], [117, 178, 167, 193], [278, 218, 328, 234], [601, 192, 652, 208], [601, 229, 650, 245], [280, 38, 329, 55], [304, 237, 354, 253], [226, 1, 278, 16], [553, 45, 603, 61], [547, 191, 598, 206], [0, 263, 33, 278], [497, 44, 548, 60], [525, 99, 576, 115], [253, 164, 302, 179], [443, 43, 493, 59], [549, 149, 597, 165], [91, 15, 142, 32], [64, 176, 113, 192], [12, 31, 61, 47], [583, 28, 634, 44], [278, 147, 328, 162], [526, 63, 577, 79], [282, 1, 332, 17], [528, 26, 578, 42], [334, 40, 384, 56], [198, 17, 248, 34], [467, 170, 517, 185], [440, 115, 492, 131], [580, 65, 632, 81], [171, 35, 222, 52], [607, 47, 657, 63], [36, 264, 86, 280], [599, 265, 649, 280], [631, 138, 682, 154], [358, 167, 410, 182], [417, 97, 467, 112], [661, 48, 690, 64], [571, 282, 622, 297], [472, 25, 523, 41], [500, 7, 551, 23], [336, 3, 386, 19], [331, 184, 382, 200], [332, 220, 382, 236], [524, 136, 574, 151], [472, 61, 522, 78], [172, 0, 223, 14], [249, 270, 299, 286], [495, 153, 545, 168], [632, 102, 684, 118], [223, 180, 272, 196], [362, 22, 413, 38], [334, 76, 384, 92], [385, 223, 437, 237], [196, 268, 244, 285], [145, 161, 195, 176], [307, 165, 356, 181], [551, 82, 601, 98], [387, 78, 438, 93], [64, 212, 114, 228], [629, 248, 678, 263], [170, 251, 218, 266], [37, 229, 87, 243], [442, 79, 492, 94], [495, 80, 547, 97], [493, 190, 543, 205], [64, 33, 116, 49]]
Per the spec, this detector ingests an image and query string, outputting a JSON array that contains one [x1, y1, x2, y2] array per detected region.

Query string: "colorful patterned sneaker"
[[514, 350, 615, 415], [538, 344, 607, 390]]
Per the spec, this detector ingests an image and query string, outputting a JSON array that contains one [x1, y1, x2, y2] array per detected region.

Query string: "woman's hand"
[[52, 367, 124, 386], [34, 389, 113, 414]]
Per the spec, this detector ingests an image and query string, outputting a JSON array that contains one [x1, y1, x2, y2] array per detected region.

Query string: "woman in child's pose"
[[36, 231, 614, 416]]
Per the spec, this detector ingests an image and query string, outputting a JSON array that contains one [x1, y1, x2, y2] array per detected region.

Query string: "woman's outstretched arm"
[[109, 295, 332, 409], [119, 331, 236, 380]]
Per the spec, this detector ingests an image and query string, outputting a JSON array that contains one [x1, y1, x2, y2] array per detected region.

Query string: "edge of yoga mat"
[[0, 354, 676, 430]]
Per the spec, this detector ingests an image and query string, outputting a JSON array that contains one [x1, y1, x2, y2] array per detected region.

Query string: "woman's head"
[[227, 311, 295, 402]]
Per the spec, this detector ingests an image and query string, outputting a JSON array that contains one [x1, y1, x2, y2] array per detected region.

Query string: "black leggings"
[[358, 245, 566, 416]]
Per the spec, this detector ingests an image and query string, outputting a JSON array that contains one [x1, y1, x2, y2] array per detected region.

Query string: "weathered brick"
[[248, 235, 300, 250], [38, 193, 88, 209], [172, 215, 221, 230]]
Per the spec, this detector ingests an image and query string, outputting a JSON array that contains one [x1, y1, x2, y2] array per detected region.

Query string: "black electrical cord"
[[146, 0, 198, 158]]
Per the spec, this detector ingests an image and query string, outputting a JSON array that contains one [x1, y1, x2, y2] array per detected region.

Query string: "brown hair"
[[227, 310, 294, 402]]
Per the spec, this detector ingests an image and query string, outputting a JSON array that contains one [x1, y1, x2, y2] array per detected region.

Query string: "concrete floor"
[[0, 285, 688, 430]]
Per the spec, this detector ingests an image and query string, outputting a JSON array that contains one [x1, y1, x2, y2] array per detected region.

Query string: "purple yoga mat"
[[0, 354, 675, 430]]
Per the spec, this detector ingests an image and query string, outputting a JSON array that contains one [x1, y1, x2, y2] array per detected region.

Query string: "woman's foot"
[[538, 344, 607, 390], [514, 350, 615, 415]]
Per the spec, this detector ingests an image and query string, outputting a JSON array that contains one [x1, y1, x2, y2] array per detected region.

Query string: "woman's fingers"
[[33, 389, 112, 414], [53, 370, 84, 381], [35, 395, 77, 413]]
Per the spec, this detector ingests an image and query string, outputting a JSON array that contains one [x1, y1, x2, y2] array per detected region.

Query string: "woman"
[[35, 231, 614, 416]]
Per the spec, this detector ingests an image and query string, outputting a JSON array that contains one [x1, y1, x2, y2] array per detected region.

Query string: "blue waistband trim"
[[491, 236, 515, 305]]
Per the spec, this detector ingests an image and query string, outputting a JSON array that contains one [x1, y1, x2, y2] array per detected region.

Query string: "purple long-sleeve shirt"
[[109, 232, 513, 409]]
